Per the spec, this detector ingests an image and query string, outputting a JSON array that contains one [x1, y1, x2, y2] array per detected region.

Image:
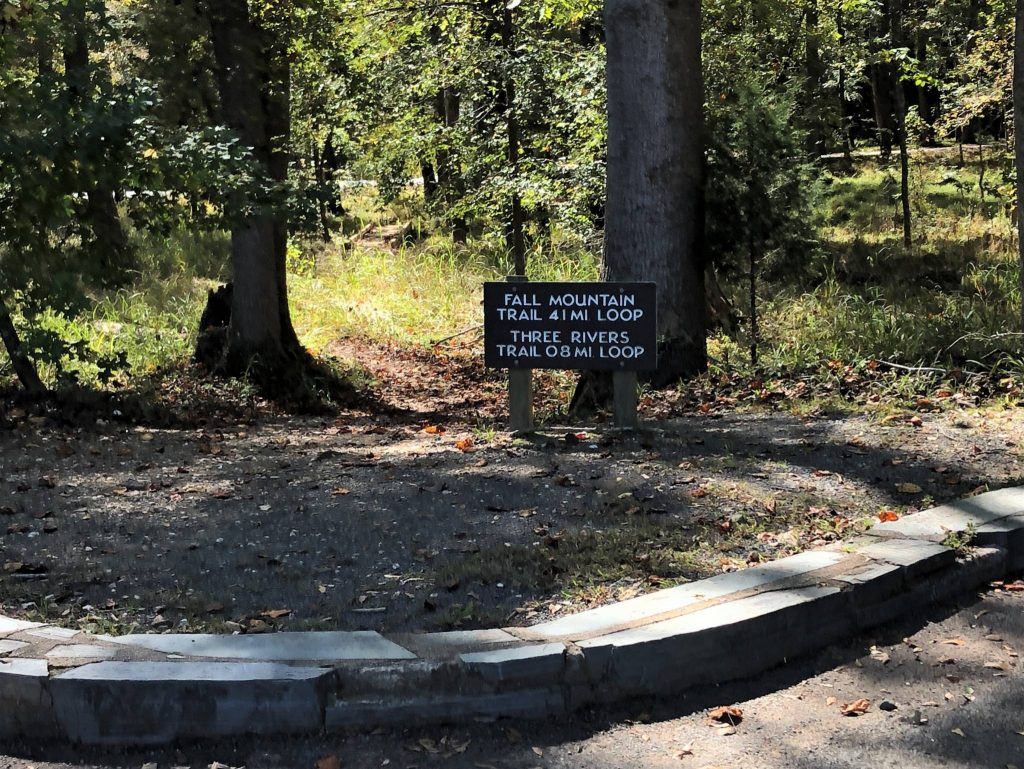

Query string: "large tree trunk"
[[0, 301, 46, 396], [1016, 0, 1024, 347], [62, 0, 134, 284], [204, 0, 303, 378], [602, 0, 707, 385], [572, 0, 706, 415]]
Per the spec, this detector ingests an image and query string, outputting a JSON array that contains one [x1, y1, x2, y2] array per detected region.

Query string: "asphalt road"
[[4, 585, 1022, 769]]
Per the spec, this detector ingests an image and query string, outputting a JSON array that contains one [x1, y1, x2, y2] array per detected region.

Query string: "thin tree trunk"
[[837, 8, 853, 161], [434, 88, 467, 243], [421, 160, 438, 204], [502, 6, 526, 276], [894, 83, 912, 247], [0, 302, 46, 396], [870, 63, 895, 158], [61, 0, 134, 284], [313, 142, 331, 243], [1015, 0, 1024, 346], [804, 0, 827, 156], [891, 0, 912, 248]]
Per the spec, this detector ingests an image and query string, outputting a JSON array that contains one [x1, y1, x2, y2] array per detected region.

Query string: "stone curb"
[[1, 486, 1022, 745]]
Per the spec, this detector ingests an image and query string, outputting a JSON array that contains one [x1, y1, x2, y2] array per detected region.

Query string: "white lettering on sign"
[[496, 308, 542, 321], [549, 293, 636, 308], [511, 330, 561, 343], [570, 330, 631, 345], [484, 282, 657, 371], [504, 293, 541, 306]]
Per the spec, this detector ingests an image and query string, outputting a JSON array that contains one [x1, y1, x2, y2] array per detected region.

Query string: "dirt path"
[[1, 342, 1022, 635], [3, 586, 1021, 769]]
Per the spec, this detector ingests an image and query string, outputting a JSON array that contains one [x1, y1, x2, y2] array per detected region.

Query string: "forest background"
[[0, 0, 1020, 417]]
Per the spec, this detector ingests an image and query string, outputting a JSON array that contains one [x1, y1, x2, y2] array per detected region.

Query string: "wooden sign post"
[[484, 280, 658, 430], [505, 275, 534, 432]]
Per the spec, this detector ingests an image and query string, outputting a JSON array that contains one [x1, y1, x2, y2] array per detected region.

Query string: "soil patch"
[[1, 341, 1022, 635]]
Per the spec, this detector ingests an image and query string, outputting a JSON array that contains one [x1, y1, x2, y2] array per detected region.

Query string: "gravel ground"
[[1, 392, 1022, 634], [2, 584, 1022, 769]]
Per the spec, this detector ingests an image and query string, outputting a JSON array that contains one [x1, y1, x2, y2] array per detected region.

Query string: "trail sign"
[[484, 282, 658, 371]]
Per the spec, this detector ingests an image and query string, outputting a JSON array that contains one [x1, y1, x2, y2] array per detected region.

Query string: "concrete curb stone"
[[50, 661, 334, 745], [0, 486, 1022, 744]]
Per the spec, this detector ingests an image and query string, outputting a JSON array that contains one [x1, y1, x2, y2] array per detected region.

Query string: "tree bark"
[[602, 0, 707, 384], [204, 0, 302, 377], [502, 6, 526, 275], [890, 0, 912, 248], [434, 88, 468, 243], [803, 0, 827, 155], [836, 8, 854, 160], [61, 0, 134, 284], [0, 301, 46, 396], [869, 62, 896, 158], [1016, 0, 1024, 347]]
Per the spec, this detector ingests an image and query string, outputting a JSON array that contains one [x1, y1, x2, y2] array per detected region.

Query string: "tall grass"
[[289, 235, 600, 350]]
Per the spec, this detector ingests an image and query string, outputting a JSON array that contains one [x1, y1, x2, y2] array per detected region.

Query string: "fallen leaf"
[[315, 755, 341, 769], [417, 738, 440, 754], [940, 638, 966, 646], [896, 483, 922, 494], [708, 706, 743, 724], [870, 645, 891, 664], [260, 608, 291, 620], [840, 699, 871, 716], [676, 742, 695, 758], [532, 747, 544, 757], [951, 727, 966, 737], [454, 437, 475, 452], [878, 510, 900, 522], [984, 660, 1010, 671], [826, 696, 837, 706], [423, 425, 444, 435]]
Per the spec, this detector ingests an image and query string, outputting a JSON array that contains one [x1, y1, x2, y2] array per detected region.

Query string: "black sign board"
[[484, 282, 658, 371]]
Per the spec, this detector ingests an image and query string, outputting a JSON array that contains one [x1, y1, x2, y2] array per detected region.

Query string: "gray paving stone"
[[111, 631, 416, 662], [857, 538, 954, 579], [45, 644, 117, 661], [0, 658, 59, 738], [975, 515, 1024, 556], [399, 630, 518, 659], [327, 690, 565, 729], [0, 616, 42, 636], [832, 560, 904, 607], [872, 488, 1024, 541], [855, 547, 1007, 630], [0, 640, 28, 656], [51, 661, 332, 745], [523, 550, 847, 640], [460, 643, 566, 684], [578, 586, 849, 697], [26, 626, 81, 642]]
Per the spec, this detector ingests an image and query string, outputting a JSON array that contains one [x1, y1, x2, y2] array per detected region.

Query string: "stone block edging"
[[1, 486, 1022, 745]]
